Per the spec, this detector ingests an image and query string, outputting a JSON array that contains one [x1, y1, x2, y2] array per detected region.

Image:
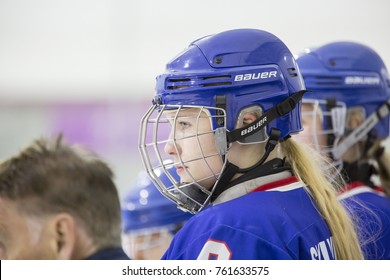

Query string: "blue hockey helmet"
[[121, 168, 192, 232], [154, 28, 305, 138], [139, 29, 307, 213], [297, 42, 390, 159], [121, 168, 192, 259]]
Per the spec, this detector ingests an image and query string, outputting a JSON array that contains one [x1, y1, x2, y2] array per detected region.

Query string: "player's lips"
[[176, 166, 184, 173], [176, 165, 187, 173]]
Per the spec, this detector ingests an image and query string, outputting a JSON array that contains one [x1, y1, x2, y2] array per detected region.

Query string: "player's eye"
[[178, 121, 191, 130]]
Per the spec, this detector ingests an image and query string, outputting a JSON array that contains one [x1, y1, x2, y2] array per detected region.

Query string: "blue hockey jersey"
[[338, 182, 390, 259], [162, 175, 335, 260]]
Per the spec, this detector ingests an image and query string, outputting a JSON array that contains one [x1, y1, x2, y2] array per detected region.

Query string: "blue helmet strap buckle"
[[226, 90, 307, 144], [215, 94, 226, 126], [332, 97, 390, 159]]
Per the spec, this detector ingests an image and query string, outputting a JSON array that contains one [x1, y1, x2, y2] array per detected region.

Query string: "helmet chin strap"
[[237, 128, 281, 173], [210, 128, 282, 202], [341, 130, 380, 188], [342, 161, 377, 188]]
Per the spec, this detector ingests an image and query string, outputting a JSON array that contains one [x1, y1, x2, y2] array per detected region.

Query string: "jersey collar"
[[338, 181, 385, 199], [213, 171, 303, 205]]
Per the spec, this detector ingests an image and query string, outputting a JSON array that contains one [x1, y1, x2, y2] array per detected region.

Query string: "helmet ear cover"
[[235, 105, 267, 144], [225, 90, 307, 145]]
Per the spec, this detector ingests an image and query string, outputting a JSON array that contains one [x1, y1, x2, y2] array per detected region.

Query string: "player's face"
[[164, 108, 223, 190], [0, 197, 57, 260], [294, 103, 327, 149], [341, 108, 365, 163], [122, 230, 172, 260]]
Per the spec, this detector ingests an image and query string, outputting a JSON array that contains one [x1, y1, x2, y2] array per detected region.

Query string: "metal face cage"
[[139, 104, 228, 213]]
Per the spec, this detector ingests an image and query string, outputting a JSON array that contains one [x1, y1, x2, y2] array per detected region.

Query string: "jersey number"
[[197, 239, 232, 260]]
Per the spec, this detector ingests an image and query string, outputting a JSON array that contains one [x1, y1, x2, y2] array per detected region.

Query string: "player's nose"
[[164, 128, 181, 156]]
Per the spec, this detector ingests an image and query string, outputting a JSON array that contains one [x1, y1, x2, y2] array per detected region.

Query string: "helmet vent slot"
[[201, 82, 232, 87], [287, 67, 298, 77], [201, 75, 231, 80], [166, 75, 232, 90], [168, 78, 191, 82]]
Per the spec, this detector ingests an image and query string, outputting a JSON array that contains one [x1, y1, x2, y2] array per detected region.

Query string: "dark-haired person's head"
[[0, 136, 128, 260]]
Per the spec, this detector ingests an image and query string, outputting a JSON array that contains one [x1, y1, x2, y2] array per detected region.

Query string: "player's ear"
[[242, 112, 258, 126], [347, 109, 364, 130], [47, 213, 76, 260]]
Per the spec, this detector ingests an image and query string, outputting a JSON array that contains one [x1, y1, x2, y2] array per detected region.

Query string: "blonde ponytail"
[[281, 138, 363, 259]]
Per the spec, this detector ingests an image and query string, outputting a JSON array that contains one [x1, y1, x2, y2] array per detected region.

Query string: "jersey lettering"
[[310, 237, 335, 260], [197, 239, 232, 260]]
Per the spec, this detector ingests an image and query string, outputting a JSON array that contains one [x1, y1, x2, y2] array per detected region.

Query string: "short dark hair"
[[0, 135, 121, 249]]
